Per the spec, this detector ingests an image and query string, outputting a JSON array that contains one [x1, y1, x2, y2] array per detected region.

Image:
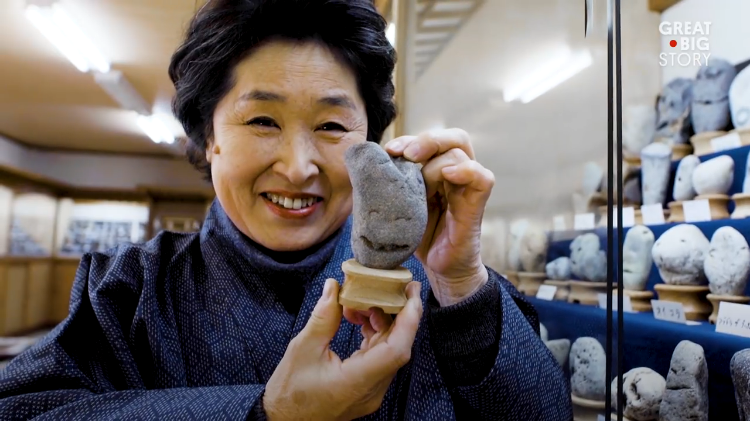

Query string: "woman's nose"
[[273, 134, 320, 185]]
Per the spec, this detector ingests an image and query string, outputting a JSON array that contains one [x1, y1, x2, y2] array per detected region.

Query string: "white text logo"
[[658, 21, 711, 67]]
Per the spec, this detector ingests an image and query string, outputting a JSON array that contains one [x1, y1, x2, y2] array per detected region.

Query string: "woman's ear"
[[205, 139, 220, 164]]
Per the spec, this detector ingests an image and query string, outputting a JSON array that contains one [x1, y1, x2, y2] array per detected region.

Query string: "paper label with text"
[[641, 204, 665, 226], [715, 302, 750, 338], [536, 285, 558, 301], [683, 199, 711, 222], [652, 300, 687, 323], [612, 207, 636, 228], [574, 213, 596, 230]]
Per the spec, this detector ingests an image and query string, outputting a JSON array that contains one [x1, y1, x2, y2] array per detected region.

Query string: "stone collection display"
[[624, 104, 657, 155], [570, 337, 607, 400], [641, 142, 673, 206], [520, 224, 549, 273], [692, 155, 734, 196], [582, 162, 604, 196], [659, 340, 709, 421], [730, 65, 750, 130], [623, 225, 655, 291], [611, 367, 666, 421], [731, 349, 750, 420], [673, 155, 701, 201], [744, 150, 750, 194], [570, 233, 606, 282], [508, 219, 530, 271], [546, 339, 571, 369], [624, 177, 642, 205], [346, 142, 428, 269], [655, 78, 694, 145], [704, 226, 750, 296], [652, 224, 709, 285], [692, 58, 737, 134], [546, 256, 571, 280]]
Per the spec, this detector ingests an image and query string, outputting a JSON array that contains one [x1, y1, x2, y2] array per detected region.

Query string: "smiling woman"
[[0, 0, 571, 420]]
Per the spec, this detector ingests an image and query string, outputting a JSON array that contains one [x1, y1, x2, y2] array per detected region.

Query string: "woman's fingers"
[[420, 148, 472, 199], [385, 128, 474, 162]]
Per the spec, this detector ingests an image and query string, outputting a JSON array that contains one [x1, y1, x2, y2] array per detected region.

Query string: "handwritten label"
[[574, 213, 596, 230], [612, 207, 636, 228], [641, 204, 665, 226], [598, 293, 634, 312], [536, 285, 558, 301], [552, 215, 566, 232], [711, 132, 742, 152], [683, 199, 712, 222], [652, 300, 687, 323], [715, 302, 750, 338]]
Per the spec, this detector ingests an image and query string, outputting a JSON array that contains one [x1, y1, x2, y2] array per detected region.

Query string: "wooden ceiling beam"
[[648, 0, 682, 13]]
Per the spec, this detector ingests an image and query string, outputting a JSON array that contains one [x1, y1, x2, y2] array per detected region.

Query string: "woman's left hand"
[[385, 128, 495, 307]]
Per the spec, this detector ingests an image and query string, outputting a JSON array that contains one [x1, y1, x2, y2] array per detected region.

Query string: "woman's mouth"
[[261, 192, 322, 219]]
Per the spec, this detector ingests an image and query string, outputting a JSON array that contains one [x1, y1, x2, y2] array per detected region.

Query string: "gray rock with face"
[[346, 142, 428, 269], [612, 367, 666, 421], [623, 225, 655, 291], [520, 225, 549, 273], [692, 155, 734, 196], [731, 349, 750, 420], [659, 340, 708, 421], [673, 155, 701, 201], [546, 339, 571, 369], [570, 337, 607, 400], [730, 66, 750, 130], [693, 58, 737, 133], [641, 142, 672, 206], [655, 78, 694, 145], [624, 176, 642, 205], [652, 224, 709, 286], [546, 256, 572, 280], [705, 226, 750, 296], [570, 233, 606, 282]]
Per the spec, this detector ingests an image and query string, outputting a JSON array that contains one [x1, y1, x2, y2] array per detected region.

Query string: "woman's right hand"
[[263, 278, 423, 421]]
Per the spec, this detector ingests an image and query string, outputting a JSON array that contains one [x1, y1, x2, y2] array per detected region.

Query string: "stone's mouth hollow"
[[360, 236, 409, 252]]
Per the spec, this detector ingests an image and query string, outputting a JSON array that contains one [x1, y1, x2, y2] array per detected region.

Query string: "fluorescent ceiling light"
[[386, 23, 396, 46], [422, 17, 462, 27], [432, 1, 475, 13], [137, 115, 175, 145], [415, 43, 441, 53], [95, 70, 151, 115], [416, 32, 450, 41], [25, 3, 109, 73], [503, 48, 593, 104]]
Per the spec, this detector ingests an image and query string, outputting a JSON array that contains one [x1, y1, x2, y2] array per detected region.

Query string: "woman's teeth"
[[265, 193, 318, 210]]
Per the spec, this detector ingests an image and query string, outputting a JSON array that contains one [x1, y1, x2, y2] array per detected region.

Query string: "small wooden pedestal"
[[690, 131, 728, 156], [667, 201, 685, 223], [543, 280, 570, 301], [504, 271, 519, 287], [706, 294, 750, 324], [517, 272, 546, 296], [671, 143, 693, 160], [568, 281, 612, 306], [695, 194, 730, 220], [339, 259, 412, 314], [571, 394, 605, 421], [732, 193, 750, 219], [654, 284, 711, 321], [617, 289, 654, 312]]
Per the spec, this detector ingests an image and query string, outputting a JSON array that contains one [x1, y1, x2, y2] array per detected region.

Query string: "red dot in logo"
[[669, 40, 677, 47]]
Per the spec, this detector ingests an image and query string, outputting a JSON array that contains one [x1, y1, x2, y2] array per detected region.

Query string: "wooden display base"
[[654, 284, 711, 321], [568, 281, 613, 306], [571, 394, 605, 421], [624, 154, 641, 167], [634, 209, 643, 225], [543, 280, 570, 301], [690, 131, 728, 156], [707, 294, 750, 324], [504, 271, 519, 287], [667, 201, 685, 223], [731, 193, 750, 219], [671, 143, 693, 160], [694, 194, 730, 220], [617, 289, 654, 312], [339, 259, 412, 314], [517, 272, 546, 296]]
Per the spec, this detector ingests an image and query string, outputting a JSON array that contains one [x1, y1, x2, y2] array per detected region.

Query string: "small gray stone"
[[520, 225, 549, 273], [692, 155, 734, 196], [659, 340, 708, 421], [570, 233, 603, 281], [624, 104, 657, 155], [508, 220, 530, 271], [624, 177, 642, 205], [692, 58, 737, 133], [705, 226, 750, 296], [346, 142, 427, 269], [546, 339, 571, 369], [652, 224, 709, 285], [546, 257, 572, 280], [623, 225, 655, 291], [641, 143, 673, 206], [612, 367, 666, 421], [656, 78, 694, 145], [583, 162, 604, 196], [673, 155, 701, 201], [570, 337, 607, 400], [540, 323, 548, 342], [730, 348, 750, 420], [580, 250, 607, 282], [730, 66, 750, 130]]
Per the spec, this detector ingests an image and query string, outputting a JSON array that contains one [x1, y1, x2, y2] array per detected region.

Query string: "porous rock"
[[546, 257, 572, 280], [570, 337, 607, 400], [612, 367, 666, 421], [730, 65, 750, 130], [692, 155, 734, 196], [705, 226, 750, 296], [346, 142, 427, 269], [570, 233, 606, 282], [730, 348, 750, 420], [655, 78, 694, 145], [673, 155, 701, 201], [652, 224, 709, 285], [692, 58, 737, 133], [546, 339, 571, 369], [641, 143, 672, 206], [623, 225, 655, 291], [520, 225, 549, 273], [659, 340, 708, 421]]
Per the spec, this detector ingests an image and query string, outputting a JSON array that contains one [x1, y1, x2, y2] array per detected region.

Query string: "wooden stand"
[[624, 155, 641, 167], [694, 194, 730, 220], [667, 201, 685, 223], [690, 131, 728, 156], [517, 272, 546, 296], [654, 284, 711, 321], [706, 294, 750, 324], [617, 289, 654, 312], [504, 271, 519, 287], [731, 193, 750, 219], [543, 280, 570, 301], [571, 394, 606, 421], [671, 143, 693, 160], [339, 259, 412, 314], [568, 281, 612, 305], [634, 209, 643, 225]]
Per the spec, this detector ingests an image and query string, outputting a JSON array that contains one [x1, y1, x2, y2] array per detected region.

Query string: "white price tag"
[[715, 302, 750, 338], [711, 132, 742, 152], [652, 300, 688, 323], [598, 293, 634, 312], [552, 215, 567, 232], [612, 207, 636, 228], [574, 213, 596, 230], [683, 199, 712, 222], [536, 285, 558, 301], [641, 204, 665, 226]]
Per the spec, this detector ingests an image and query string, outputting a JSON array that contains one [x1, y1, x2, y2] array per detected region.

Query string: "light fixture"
[[386, 22, 396, 46], [137, 115, 175, 145], [25, 1, 110, 73], [94, 71, 151, 115], [503, 48, 593, 104]]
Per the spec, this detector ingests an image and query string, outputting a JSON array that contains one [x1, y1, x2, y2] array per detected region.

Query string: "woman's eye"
[[318, 122, 346, 132], [246, 117, 278, 128]]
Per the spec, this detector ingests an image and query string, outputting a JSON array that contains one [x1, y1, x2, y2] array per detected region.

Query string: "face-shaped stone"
[[693, 59, 737, 133], [656, 78, 694, 144], [730, 65, 750, 129], [346, 142, 428, 269]]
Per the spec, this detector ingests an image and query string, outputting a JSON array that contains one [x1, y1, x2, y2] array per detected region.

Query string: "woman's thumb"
[[299, 278, 343, 348]]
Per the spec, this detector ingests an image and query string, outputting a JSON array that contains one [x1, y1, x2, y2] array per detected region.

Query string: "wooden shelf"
[[648, 0, 682, 13]]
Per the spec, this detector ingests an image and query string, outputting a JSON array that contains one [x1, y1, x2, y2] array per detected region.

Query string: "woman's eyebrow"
[[236, 90, 357, 110]]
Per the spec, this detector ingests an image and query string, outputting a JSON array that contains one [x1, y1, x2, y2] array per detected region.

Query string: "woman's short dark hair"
[[169, 0, 397, 180]]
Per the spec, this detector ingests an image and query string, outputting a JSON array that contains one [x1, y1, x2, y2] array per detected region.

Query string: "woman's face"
[[209, 40, 368, 251]]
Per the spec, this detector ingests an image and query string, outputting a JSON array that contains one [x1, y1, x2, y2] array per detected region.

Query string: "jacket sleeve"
[[0, 252, 265, 421]]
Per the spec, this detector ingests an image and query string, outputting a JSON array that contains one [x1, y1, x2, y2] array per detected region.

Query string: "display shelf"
[[529, 297, 745, 421]]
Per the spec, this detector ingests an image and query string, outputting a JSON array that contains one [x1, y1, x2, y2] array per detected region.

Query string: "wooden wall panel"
[[51, 259, 80, 324], [4, 263, 27, 335], [26, 261, 52, 329]]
